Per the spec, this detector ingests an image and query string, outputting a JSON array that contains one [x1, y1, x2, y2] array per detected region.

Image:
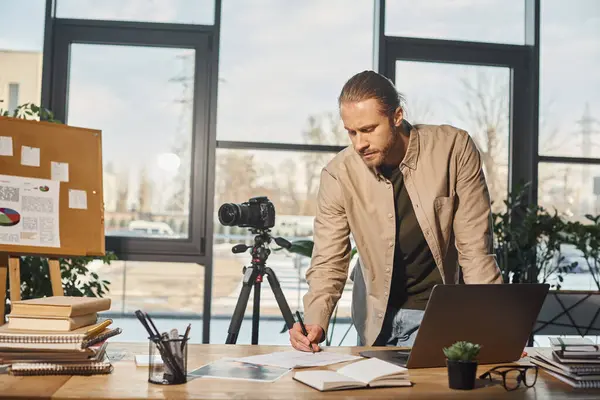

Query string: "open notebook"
[[293, 357, 412, 392]]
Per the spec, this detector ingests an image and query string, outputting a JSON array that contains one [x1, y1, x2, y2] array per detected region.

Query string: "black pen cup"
[[148, 335, 189, 385]]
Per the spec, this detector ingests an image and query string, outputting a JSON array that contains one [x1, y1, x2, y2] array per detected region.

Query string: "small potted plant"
[[443, 341, 481, 390]]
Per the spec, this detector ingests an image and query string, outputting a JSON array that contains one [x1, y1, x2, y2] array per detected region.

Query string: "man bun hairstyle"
[[338, 70, 404, 118]]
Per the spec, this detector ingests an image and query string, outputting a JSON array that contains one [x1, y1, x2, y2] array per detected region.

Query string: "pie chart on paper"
[[0, 208, 20, 227]]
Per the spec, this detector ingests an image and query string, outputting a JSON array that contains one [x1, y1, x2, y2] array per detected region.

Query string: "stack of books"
[[0, 296, 121, 376], [530, 337, 600, 389]]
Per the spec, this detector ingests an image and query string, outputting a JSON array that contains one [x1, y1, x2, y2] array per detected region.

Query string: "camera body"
[[218, 196, 275, 230]]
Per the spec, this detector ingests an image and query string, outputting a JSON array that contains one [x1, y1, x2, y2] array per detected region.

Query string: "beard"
[[360, 124, 401, 168]]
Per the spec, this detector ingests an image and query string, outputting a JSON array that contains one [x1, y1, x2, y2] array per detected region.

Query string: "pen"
[[296, 311, 314, 354], [181, 323, 191, 352], [84, 319, 112, 339]]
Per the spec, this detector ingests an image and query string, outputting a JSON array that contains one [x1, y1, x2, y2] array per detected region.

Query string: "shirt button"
[[388, 242, 393, 248], [386, 268, 390, 272], [415, 204, 419, 208], [388, 213, 393, 219], [378, 313, 383, 318], [384, 291, 388, 296]]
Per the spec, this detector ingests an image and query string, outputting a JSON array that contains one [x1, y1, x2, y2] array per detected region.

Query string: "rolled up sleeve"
[[303, 168, 351, 339], [453, 132, 503, 284]]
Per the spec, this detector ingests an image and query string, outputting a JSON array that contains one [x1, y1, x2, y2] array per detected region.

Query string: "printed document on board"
[[0, 174, 60, 248]]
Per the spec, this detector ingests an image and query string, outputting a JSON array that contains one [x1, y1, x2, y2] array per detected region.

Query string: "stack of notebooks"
[[530, 337, 600, 389], [0, 296, 121, 376]]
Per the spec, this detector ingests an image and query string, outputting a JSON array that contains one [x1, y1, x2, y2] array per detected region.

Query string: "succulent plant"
[[443, 341, 481, 362]]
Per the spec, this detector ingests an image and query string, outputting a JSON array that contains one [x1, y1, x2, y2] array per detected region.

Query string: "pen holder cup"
[[148, 335, 189, 385]]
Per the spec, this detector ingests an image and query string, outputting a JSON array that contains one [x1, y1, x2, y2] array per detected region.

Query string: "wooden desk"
[[0, 343, 598, 399]]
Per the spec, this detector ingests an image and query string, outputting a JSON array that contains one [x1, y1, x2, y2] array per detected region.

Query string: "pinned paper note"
[[0, 174, 61, 248], [51, 162, 69, 182], [21, 146, 40, 167], [0, 136, 13, 156], [68, 189, 87, 210]]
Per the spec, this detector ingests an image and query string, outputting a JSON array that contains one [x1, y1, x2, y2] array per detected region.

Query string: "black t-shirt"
[[379, 164, 443, 310]]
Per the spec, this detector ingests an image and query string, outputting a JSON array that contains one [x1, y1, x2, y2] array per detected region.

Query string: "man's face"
[[340, 99, 401, 168]]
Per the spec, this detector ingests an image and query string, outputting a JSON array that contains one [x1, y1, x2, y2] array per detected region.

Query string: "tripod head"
[[231, 228, 292, 267]]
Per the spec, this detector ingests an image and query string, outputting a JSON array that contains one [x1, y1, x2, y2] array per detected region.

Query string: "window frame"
[[375, 0, 539, 204], [46, 18, 216, 263]]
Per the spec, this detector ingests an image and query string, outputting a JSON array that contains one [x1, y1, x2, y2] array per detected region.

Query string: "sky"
[[0, 0, 599, 214]]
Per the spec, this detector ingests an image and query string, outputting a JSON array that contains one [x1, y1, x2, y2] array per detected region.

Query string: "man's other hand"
[[289, 322, 324, 352]]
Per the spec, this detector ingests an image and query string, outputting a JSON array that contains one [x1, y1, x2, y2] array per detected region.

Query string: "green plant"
[[563, 215, 600, 290], [492, 182, 577, 289], [443, 341, 481, 362], [14, 254, 117, 300], [1, 103, 116, 310], [1, 103, 60, 123]]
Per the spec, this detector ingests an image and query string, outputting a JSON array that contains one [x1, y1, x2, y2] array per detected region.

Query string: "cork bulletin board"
[[0, 116, 105, 257]]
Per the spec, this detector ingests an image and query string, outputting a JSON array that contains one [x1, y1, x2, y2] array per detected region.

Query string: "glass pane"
[[0, 1, 45, 114], [538, 163, 600, 221], [211, 148, 357, 344], [395, 61, 511, 212], [385, 0, 525, 44], [121, 261, 204, 314], [538, 163, 600, 291], [67, 44, 194, 239], [216, 0, 373, 145], [93, 260, 205, 315], [539, 0, 600, 158], [56, 0, 215, 25]]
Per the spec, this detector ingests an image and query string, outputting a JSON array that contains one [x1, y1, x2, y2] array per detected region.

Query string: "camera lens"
[[218, 203, 241, 226]]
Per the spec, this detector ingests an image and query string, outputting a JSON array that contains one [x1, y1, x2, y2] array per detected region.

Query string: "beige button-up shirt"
[[303, 123, 504, 346]]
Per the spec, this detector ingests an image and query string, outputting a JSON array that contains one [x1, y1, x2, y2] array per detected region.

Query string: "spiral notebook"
[[0, 323, 122, 351], [10, 360, 113, 376], [533, 350, 600, 375], [543, 369, 600, 389]]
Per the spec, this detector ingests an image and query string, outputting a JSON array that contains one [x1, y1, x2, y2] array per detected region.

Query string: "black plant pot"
[[447, 359, 478, 390]]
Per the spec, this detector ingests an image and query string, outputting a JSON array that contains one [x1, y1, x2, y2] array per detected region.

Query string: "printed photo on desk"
[[188, 358, 290, 383]]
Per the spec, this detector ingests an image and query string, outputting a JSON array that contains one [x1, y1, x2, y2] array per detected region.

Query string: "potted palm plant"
[[443, 341, 481, 390]]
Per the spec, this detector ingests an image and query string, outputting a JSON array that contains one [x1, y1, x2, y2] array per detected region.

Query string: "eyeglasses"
[[479, 365, 538, 391]]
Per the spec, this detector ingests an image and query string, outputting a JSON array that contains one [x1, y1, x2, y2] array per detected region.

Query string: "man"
[[289, 70, 503, 352]]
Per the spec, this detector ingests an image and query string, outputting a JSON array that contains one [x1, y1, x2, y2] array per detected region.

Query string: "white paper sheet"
[[0, 174, 60, 248], [233, 351, 362, 369], [68, 189, 87, 210], [0, 136, 13, 156], [51, 162, 69, 182], [21, 146, 40, 167]]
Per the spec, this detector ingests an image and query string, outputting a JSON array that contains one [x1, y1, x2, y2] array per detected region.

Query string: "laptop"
[[360, 283, 550, 368]]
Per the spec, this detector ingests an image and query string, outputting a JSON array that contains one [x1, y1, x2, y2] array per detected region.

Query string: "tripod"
[[225, 228, 296, 345]]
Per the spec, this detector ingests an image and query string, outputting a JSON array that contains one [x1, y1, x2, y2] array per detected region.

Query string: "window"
[[214, 0, 373, 343], [0, 1, 45, 113], [538, 163, 600, 292], [8, 83, 19, 114], [216, 0, 373, 145], [55, 0, 215, 25], [385, 0, 525, 44], [539, 0, 600, 158], [66, 44, 195, 240]]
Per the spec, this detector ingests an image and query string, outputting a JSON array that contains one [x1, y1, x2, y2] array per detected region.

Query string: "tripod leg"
[[252, 280, 261, 345], [264, 267, 296, 330], [226, 266, 259, 344]]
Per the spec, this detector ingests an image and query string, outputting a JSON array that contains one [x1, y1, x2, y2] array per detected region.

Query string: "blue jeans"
[[373, 308, 425, 347]]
